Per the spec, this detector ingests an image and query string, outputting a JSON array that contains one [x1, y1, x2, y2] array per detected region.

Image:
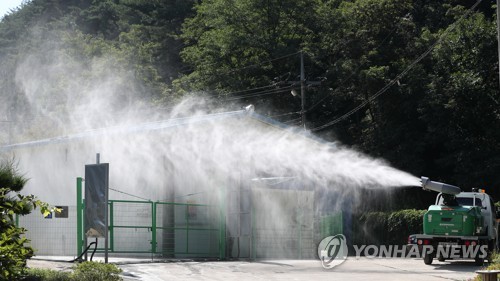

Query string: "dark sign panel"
[[55, 206, 69, 218], [84, 163, 109, 238]]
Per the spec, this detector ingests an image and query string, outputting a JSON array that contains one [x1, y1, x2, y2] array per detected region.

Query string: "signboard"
[[84, 163, 109, 238]]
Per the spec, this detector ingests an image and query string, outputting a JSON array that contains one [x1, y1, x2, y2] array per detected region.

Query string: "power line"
[[268, 111, 301, 118], [219, 71, 291, 97], [284, 117, 302, 124], [310, 0, 483, 132], [223, 85, 297, 101], [180, 51, 302, 102], [185, 51, 301, 82], [306, 13, 408, 114], [223, 83, 278, 96]]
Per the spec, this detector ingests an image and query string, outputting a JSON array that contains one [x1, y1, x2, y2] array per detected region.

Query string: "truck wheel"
[[424, 254, 433, 265], [475, 257, 484, 266]]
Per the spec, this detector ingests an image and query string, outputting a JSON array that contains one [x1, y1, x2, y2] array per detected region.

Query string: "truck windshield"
[[456, 197, 483, 207]]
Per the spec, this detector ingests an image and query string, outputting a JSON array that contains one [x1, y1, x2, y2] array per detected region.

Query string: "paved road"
[[118, 258, 481, 281]]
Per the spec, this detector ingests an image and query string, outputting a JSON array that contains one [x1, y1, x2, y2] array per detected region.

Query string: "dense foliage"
[[352, 209, 426, 246], [0, 0, 498, 199], [0, 159, 52, 280]]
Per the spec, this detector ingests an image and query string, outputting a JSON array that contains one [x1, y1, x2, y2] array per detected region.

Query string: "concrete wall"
[[19, 206, 77, 256]]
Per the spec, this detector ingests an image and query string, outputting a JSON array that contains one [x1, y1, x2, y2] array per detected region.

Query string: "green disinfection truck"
[[411, 177, 499, 265]]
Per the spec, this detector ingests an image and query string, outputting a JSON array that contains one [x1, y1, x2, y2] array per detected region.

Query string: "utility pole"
[[300, 51, 306, 130], [497, 0, 500, 89], [287, 51, 321, 130]]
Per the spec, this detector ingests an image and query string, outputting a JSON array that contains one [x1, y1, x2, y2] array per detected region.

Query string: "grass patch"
[[22, 262, 122, 281]]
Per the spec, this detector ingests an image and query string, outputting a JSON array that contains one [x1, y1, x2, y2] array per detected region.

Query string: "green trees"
[[0, 159, 52, 280], [422, 11, 500, 188], [0, 0, 195, 142], [177, 0, 500, 196], [179, 0, 314, 92], [0, 0, 498, 195]]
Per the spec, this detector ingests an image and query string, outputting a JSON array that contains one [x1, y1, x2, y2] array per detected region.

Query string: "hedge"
[[351, 209, 426, 246]]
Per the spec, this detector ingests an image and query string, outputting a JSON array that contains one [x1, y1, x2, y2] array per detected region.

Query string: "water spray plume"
[[0, 28, 426, 260], [0, 29, 421, 205]]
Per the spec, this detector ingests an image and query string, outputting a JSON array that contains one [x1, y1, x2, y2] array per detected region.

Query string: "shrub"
[[352, 212, 389, 245], [71, 262, 122, 281], [386, 209, 426, 244], [22, 268, 71, 281], [0, 158, 54, 280], [352, 209, 426, 246]]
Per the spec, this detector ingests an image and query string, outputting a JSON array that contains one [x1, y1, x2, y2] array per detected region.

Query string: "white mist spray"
[[6, 35, 420, 203], [2, 28, 421, 258]]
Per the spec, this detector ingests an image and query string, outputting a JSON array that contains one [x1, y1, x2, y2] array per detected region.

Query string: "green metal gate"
[[320, 212, 343, 238], [76, 177, 226, 259]]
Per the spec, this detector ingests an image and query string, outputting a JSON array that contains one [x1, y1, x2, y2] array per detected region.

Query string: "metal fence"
[[17, 178, 343, 259], [77, 200, 224, 258], [76, 178, 225, 259]]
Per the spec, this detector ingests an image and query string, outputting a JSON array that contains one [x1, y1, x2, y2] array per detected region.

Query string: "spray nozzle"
[[420, 176, 461, 195]]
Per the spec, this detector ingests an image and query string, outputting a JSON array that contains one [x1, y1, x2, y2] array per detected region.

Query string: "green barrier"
[[76, 179, 224, 259]]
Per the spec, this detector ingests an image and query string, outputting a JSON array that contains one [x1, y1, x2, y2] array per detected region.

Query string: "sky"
[[0, 0, 24, 19]]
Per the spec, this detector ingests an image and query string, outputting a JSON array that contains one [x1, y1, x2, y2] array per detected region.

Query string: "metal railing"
[[75, 177, 342, 260], [76, 177, 225, 259]]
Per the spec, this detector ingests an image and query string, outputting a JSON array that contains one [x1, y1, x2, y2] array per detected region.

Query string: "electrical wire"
[[268, 111, 301, 118], [221, 72, 292, 98], [310, 0, 483, 132], [184, 51, 301, 82], [225, 23, 397, 120], [223, 83, 279, 96], [306, 13, 408, 114], [109, 187, 150, 201], [223, 85, 297, 101], [180, 51, 299, 105], [284, 117, 302, 124]]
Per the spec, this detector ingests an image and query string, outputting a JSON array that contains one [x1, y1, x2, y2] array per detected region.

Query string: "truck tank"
[[421, 177, 484, 236], [423, 205, 484, 236]]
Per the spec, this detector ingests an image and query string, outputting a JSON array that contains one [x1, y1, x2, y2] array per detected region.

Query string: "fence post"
[[76, 177, 83, 258], [298, 208, 302, 259], [185, 204, 189, 253], [109, 201, 114, 252], [152, 202, 157, 254], [219, 187, 226, 260], [340, 211, 343, 235], [251, 207, 256, 259]]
